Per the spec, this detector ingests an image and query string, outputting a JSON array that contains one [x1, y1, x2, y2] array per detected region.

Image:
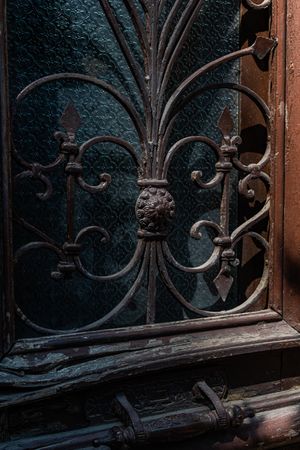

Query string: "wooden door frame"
[[282, 1, 300, 330], [0, 0, 15, 355]]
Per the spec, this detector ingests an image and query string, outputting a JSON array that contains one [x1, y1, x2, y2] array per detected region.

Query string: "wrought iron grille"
[[8, 0, 275, 335]]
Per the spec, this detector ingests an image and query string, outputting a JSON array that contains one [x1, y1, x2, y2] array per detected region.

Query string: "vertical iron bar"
[[220, 171, 230, 237], [149, 2, 159, 178], [66, 157, 75, 243], [99, 0, 150, 118], [147, 241, 157, 324]]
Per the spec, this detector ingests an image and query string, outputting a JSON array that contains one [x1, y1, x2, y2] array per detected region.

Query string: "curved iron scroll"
[[12, 0, 276, 333]]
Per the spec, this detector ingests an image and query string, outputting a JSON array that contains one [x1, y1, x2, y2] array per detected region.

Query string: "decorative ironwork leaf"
[[218, 107, 234, 138], [60, 101, 81, 135]]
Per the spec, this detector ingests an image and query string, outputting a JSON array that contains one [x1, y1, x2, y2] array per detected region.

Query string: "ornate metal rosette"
[[136, 187, 175, 238], [12, 0, 274, 334]]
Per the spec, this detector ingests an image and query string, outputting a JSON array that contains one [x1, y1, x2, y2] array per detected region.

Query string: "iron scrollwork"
[[13, 0, 275, 333], [244, 0, 272, 9]]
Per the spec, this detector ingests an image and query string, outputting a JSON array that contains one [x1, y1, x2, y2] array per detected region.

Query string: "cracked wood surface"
[[0, 319, 298, 409]]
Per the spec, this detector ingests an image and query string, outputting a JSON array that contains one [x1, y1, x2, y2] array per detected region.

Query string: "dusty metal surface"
[[110, 385, 253, 447]]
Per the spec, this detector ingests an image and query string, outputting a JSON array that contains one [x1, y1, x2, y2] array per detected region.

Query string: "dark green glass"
[[7, 0, 240, 336]]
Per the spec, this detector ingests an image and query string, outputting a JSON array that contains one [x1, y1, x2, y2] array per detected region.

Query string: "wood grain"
[[283, 1, 300, 329]]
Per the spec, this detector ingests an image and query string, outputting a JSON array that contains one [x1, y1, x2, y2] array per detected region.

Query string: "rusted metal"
[[111, 384, 254, 447], [245, 0, 272, 9], [4, 389, 300, 450], [6, 1, 276, 334], [6, 385, 300, 450], [5, 383, 252, 449]]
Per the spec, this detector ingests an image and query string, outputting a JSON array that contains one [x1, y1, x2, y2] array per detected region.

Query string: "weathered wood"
[[0, 0, 15, 355], [283, 1, 300, 329], [269, 0, 286, 316], [0, 320, 298, 409], [1, 351, 281, 443], [10, 309, 280, 355]]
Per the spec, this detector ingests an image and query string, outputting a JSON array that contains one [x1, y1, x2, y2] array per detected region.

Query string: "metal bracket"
[[112, 381, 254, 447]]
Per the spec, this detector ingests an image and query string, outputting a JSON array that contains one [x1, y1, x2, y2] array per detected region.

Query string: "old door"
[[1, 0, 300, 449]]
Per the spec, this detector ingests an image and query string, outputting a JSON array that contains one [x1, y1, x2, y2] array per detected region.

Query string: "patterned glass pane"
[[7, 0, 271, 337]]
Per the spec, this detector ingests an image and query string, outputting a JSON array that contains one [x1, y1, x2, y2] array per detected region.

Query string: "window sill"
[[1, 314, 299, 410]]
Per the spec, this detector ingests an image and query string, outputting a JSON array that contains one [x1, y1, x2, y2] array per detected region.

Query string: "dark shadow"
[[240, 6, 271, 71]]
